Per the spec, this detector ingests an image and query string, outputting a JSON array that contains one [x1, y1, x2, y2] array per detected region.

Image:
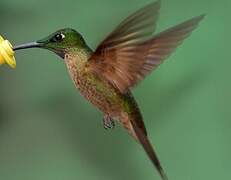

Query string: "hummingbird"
[[13, 1, 204, 179]]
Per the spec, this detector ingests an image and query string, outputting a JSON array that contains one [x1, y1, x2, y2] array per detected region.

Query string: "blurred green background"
[[0, 0, 230, 180]]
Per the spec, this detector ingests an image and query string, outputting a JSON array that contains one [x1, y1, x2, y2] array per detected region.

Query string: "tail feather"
[[130, 119, 168, 180]]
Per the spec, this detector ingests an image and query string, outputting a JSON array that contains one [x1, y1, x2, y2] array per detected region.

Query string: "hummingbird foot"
[[103, 114, 115, 130]]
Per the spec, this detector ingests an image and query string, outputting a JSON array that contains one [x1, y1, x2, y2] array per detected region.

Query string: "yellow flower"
[[0, 35, 16, 68]]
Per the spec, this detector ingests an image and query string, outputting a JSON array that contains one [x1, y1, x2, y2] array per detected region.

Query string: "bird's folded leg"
[[103, 114, 115, 130]]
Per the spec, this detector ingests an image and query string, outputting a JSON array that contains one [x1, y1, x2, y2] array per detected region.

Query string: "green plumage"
[[64, 47, 140, 119]]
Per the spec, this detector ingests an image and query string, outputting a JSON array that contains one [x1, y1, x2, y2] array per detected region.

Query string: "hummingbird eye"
[[51, 33, 65, 42]]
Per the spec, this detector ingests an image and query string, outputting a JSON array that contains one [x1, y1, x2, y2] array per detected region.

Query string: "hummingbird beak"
[[13, 42, 43, 51], [13, 41, 65, 59]]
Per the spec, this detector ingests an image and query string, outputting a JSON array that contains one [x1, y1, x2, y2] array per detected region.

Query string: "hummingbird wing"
[[88, 1, 160, 89], [88, 1, 204, 93]]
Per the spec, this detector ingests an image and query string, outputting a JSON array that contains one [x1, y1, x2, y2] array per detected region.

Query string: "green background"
[[0, 0, 230, 180]]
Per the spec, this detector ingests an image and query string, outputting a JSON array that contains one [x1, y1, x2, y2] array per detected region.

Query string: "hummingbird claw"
[[103, 114, 115, 130]]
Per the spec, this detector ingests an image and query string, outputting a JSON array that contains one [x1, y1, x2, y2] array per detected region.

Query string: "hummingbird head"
[[13, 28, 87, 58]]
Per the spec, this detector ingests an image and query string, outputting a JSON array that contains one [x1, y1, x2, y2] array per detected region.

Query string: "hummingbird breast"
[[64, 53, 123, 116], [64, 52, 146, 140]]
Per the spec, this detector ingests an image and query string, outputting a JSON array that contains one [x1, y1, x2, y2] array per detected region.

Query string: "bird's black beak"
[[13, 42, 43, 51], [13, 40, 65, 59]]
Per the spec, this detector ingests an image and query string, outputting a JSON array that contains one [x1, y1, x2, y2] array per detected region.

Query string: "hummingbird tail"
[[130, 119, 168, 180]]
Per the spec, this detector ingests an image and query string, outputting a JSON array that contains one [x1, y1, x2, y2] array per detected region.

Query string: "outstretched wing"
[[88, 1, 204, 93], [95, 0, 161, 51]]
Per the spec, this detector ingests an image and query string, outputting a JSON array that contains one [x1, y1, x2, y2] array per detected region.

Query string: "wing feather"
[[88, 1, 204, 93]]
